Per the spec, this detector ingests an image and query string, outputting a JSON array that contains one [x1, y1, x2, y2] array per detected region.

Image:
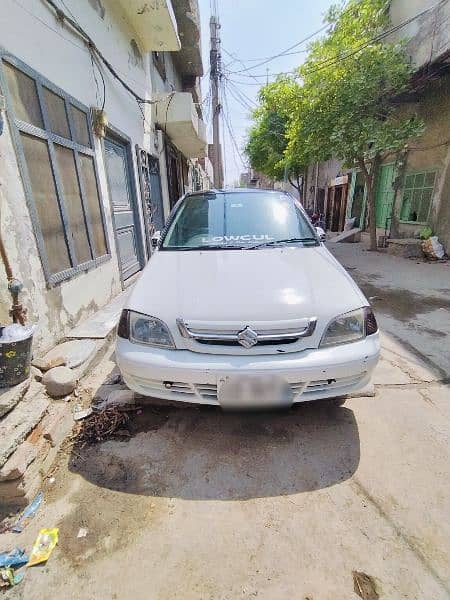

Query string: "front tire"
[[329, 397, 346, 407]]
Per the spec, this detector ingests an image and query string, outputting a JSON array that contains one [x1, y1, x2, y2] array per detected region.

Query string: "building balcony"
[[153, 92, 207, 158], [116, 0, 180, 51]]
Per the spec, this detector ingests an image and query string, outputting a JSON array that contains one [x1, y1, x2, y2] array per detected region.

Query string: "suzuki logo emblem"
[[237, 326, 258, 348]]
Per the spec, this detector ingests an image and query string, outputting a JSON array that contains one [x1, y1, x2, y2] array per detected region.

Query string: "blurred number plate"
[[218, 375, 292, 409]]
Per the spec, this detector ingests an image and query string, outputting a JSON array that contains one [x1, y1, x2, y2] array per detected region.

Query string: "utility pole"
[[210, 15, 223, 188]]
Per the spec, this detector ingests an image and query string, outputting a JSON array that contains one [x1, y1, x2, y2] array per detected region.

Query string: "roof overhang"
[[116, 0, 181, 51], [153, 92, 207, 157]]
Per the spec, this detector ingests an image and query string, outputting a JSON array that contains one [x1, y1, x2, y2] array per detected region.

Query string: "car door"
[[104, 135, 143, 282]]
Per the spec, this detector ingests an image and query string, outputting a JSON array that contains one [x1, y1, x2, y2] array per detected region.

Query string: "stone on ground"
[[42, 366, 77, 398], [36, 339, 97, 370], [96, 388, 135, 409]]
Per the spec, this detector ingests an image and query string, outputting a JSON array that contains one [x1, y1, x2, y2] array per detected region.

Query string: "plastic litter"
[[77, 527, 88, 538], [27, 528, 59, 567], [0, 548, 28, 568], [0, 567, 24, 588], [0, 324, 35, 343], [421, 235, 445, 260], [73, 407, 93, 421], [12, 492, 43, 533]]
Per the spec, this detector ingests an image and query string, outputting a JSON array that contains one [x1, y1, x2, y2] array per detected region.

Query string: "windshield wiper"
[[247, 237, 318, 249]]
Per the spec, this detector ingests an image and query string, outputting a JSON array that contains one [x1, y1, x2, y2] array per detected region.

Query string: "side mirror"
[[315, 227, 326, 242], [151, 231, 161, 250]]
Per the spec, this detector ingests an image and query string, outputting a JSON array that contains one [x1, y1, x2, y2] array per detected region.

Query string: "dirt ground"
[[1, 245, 449, 600]]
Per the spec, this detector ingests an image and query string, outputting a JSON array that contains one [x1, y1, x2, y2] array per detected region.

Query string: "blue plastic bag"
[[0, 549, 28, 568], [12, 492, 43, 533]]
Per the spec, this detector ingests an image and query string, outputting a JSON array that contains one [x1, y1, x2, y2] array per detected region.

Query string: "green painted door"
[[375, 164, 395, 228]]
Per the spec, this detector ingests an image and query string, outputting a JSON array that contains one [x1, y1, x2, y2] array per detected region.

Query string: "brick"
[[42, 404, 73, 448], [0, 378, 31, 418], [0, 441, 38, 481], [0, 382, 49, 467]]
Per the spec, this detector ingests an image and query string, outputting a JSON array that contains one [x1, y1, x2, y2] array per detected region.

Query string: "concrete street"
[[2, 243, 450, 600]]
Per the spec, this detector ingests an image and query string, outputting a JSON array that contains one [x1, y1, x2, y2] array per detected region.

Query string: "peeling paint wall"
[[393, 74, 450, 250], [0, 0, 160, 351], [389, 0, 450, 69]]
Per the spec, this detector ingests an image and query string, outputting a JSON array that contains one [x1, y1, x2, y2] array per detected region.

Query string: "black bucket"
[[0, 333, 33, 388]]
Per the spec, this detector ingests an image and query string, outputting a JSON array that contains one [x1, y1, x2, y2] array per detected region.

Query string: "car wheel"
[[330, 397, 346, 407]]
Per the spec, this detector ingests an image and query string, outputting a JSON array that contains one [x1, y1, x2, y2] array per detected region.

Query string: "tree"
[[247, 0, 424, 249], [245, 80, 306, 195], [287, 0, 424, 249]]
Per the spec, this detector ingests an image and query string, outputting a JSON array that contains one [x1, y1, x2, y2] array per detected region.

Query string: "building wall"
[[389, 0, 450, 68], [304, 159, 345, 212], [391, 73, 450, 250], [0, 0, 157, 350]]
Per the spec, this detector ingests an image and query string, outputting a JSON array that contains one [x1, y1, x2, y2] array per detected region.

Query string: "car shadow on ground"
[[69, 399, 360, 501]]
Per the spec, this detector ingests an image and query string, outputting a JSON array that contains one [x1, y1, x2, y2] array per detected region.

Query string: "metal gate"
[[136, 148, 165, 254]]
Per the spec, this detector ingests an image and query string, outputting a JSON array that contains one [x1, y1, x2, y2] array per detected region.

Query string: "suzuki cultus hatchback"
[[116, 189, 379, 409]]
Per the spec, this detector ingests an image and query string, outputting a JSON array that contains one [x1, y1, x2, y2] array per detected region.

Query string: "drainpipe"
[[0, 218, 27, 326]]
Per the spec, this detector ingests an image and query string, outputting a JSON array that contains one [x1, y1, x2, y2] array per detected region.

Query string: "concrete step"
[[0, 378, 31, 418], [329, 228, 362, 243], [387, 238, 423, 258], [0, 380, 49, 467], [66, 290, 129, 339]]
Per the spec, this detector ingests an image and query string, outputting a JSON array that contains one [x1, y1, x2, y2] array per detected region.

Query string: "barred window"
[[1, 56, 108, 284], [400, 170, 436, 224]]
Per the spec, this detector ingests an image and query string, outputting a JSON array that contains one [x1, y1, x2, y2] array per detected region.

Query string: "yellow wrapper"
[[27, 528, 59, 567]]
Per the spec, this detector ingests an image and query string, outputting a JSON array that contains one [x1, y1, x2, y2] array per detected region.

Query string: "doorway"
[[375, 164, 396, 228], [136, 147, 165, 255], [104, 134, 143, 282]]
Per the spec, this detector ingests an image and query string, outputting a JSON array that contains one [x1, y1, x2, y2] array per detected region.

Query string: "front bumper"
[[116, 333, 380, 405]]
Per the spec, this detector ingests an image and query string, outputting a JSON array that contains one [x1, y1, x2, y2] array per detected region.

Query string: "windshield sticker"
[[230, 203, 243, 208], [201, 235, 275, 244]]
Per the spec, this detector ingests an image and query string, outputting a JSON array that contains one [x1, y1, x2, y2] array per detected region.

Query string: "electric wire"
[[226, 0, 448, 81], [42, 0, 166, 105]]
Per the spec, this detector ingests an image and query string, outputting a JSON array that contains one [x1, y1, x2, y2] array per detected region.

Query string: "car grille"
[[196, 337, 299, 347], [176, 317, 317, 348], [131, 373, 367, 404]]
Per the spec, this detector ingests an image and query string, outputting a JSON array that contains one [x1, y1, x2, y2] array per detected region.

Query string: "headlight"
[[117, 310, 175, 349], [320, 307, 377, 348]]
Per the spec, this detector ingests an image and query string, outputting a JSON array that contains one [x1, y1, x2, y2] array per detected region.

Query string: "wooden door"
[[375, 164, 396, 228]]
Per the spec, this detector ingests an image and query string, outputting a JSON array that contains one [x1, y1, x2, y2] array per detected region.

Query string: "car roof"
[[186, 188, 289, 196]]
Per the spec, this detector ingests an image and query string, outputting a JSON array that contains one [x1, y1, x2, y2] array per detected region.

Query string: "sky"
[[197, 0, 336, 186]]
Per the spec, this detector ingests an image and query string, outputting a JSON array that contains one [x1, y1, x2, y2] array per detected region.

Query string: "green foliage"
[[246, 0, 424, 179], [419, 226, 433, 240], [245, 79, 306, 183]]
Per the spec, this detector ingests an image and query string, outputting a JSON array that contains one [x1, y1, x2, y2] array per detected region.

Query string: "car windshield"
[[161, 191, 318, 250]]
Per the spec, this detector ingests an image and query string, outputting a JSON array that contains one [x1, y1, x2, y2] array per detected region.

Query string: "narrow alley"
[[1, 240, 449, 600], [1, 1, 450, 599]]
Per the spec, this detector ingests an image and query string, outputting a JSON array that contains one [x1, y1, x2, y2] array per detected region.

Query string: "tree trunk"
[[358, 155, 380, 251], [366, 180, 378, 251]]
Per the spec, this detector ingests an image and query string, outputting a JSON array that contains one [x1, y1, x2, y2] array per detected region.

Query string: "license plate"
[[218, 375, 293, 410]]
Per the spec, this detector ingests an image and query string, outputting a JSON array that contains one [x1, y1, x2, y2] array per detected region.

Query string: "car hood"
[[126, 246, 367, 330]]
